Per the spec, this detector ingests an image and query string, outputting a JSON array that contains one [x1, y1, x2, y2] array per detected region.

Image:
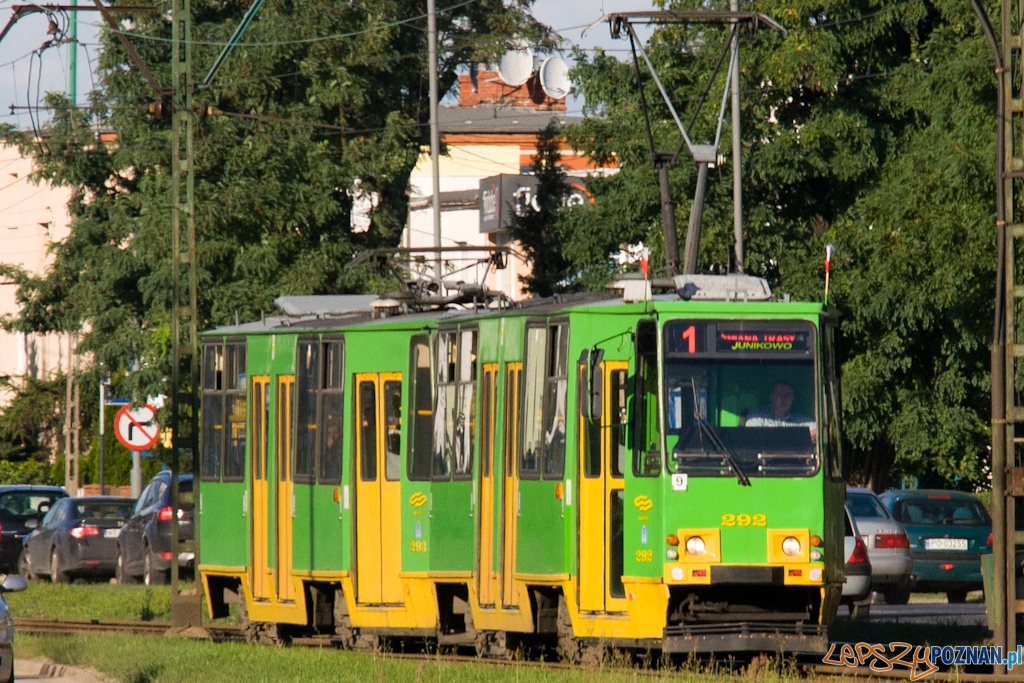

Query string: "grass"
[[5, 580, 188, 622], [14, 634, 819, 683]]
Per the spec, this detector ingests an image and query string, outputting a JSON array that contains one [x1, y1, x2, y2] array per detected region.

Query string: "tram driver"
[[744, 381, 816, 438]]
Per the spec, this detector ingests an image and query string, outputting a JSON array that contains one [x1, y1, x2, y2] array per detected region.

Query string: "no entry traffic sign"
[[114, 404, 160, 451]]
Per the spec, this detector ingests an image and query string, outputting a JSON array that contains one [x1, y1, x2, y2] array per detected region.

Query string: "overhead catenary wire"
[[86, 0, 481, 48]]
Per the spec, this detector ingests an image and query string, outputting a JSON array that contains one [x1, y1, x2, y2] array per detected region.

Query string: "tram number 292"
[[721, 514, 767, 527]]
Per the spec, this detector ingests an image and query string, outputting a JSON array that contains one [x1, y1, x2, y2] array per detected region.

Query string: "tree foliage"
[[566, 0, 998, 488], [0, 0, 548, 405], [509, 121, 572, 296]]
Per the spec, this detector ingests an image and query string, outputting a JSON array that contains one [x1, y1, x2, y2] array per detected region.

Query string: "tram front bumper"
[[662, 621, 828, 654]]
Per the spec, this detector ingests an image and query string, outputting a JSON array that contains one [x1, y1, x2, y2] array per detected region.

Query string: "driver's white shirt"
[[745, 409, 815, 429]]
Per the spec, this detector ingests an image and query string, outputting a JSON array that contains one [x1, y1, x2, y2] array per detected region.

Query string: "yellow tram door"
[[476, 364, 498, 606], [578, 361, 628, 613], [500, 362, 522, 608], [250, 375, 271, 601], [276, 375, 296, 602], [354, 372, 404, 605]]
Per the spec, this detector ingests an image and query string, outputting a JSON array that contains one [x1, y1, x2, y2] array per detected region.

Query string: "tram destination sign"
[[665, 321, 812, 356]]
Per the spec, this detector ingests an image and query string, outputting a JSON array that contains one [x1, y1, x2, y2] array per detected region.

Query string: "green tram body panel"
[[198, 292, 843, 649]]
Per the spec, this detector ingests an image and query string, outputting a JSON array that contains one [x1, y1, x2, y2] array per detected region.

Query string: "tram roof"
[[203, 288, 824, 338]]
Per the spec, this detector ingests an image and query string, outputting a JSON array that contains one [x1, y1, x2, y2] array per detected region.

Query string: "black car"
[[0, 485, 68, 572], [117, 472, 194, 585], [20, 496, 135, 582]]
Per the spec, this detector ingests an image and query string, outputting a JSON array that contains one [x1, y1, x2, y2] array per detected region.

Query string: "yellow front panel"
[[379, 373, 404, 605], [355, 374, 382, 604], [276, 376, 295, 602], [767, 529, 810, 565], [501, 363, 521, 608], [676, 528, 722, 563], [477, 365, 497, 606]]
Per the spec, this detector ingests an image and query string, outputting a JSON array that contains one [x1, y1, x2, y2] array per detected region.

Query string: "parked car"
[[879, 489, 992, 603], [843, 505, 873, 619], [0, 574, 27, 683], [117, 471, 194, 585], [20, 496, 135, 583], [846, 487, 913, 604], [0, 485, 68, 573]]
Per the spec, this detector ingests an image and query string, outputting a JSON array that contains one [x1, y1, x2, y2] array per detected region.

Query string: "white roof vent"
[[674, 274, 773, 301]]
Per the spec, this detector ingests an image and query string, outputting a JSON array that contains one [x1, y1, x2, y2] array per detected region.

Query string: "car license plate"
[[104, 529, 119, 539], [924, 537, 967, 550]]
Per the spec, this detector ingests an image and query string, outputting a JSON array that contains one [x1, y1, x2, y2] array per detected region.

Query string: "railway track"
[[14, 618, 1011, 680]]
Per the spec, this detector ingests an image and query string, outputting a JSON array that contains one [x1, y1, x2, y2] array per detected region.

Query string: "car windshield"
[[847, 492, 890, 519], [663, 320, 818, 478], [892, 496, 990, 526], [74, 502, 134, 520], [0, 491, 63, 518]]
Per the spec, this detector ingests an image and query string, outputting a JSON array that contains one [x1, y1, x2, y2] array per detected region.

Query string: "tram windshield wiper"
[[690, 381, 751, 487]]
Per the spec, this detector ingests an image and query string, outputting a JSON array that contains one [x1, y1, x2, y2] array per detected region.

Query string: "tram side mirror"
[[644, 449, 661, 475], [578, 349, 590, 420], [589, 348, 604, 421]]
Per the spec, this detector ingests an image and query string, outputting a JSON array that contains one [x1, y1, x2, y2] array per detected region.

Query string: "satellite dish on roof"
[[497, 46, 534, 87], [539, 56, 571, 100]]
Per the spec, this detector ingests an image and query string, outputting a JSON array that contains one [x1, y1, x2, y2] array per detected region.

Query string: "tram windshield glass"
[[662, 320, 818, 478]]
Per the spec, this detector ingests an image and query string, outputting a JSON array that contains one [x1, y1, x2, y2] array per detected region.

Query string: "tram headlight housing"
[[685, 536, 706, 556], [782, 536, 801, 557]]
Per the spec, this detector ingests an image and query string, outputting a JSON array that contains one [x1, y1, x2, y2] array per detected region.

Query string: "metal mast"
[[169, 0, 202, 628], [428, 0, 442, 286]]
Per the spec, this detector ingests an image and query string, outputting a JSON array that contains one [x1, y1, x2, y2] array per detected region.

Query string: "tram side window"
[[358, 380, 377, 480], [520, 326, 547, 478], [408, 336, 433, 481], [224, 343, 247, 481], [384, 381, 402, 481], [542, 324, 568, 479], [822, 324, 843, 481], [633, 320, 660, 477], [294, 341, 319, 483], [432, 330, 477, 480], [201, 342, 246, 482], [454, 329, 477, 479], [581, 362, 601, 479], [201, 344, 223, 481], [319, 340, 344, 484]]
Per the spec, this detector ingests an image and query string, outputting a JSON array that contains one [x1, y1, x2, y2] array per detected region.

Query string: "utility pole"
[[730, 0, 743, 273], [69, 0, 77, 106], [428, 0, 442, 287], [169, 0, 202, 628], [63, 333, 79, 494]]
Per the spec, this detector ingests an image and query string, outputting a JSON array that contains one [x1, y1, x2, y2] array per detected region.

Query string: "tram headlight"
[[666, 548, 679, 560], [782, 536, 801, 556], [685, 536, 706, 556]]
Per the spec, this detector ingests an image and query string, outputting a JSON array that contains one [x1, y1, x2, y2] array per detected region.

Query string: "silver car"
[[0, 574, 27, 683], [843, 506, 872, 619], [847, 488, 913, 604]]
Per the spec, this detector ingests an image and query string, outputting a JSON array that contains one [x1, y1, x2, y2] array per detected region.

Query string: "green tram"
[[198, 275, 845, 655]]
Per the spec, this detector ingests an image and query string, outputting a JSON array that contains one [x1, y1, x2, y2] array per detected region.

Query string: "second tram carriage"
[[197, 274, 845, 656]]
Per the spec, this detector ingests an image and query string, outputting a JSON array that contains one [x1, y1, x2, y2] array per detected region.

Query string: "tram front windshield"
[[662, 320, 818, 478]]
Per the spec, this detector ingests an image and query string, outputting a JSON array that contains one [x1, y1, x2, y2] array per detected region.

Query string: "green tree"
[[509, 121, 572, 296], [0, 0, 548, 405], [566, 0, 998, 488]]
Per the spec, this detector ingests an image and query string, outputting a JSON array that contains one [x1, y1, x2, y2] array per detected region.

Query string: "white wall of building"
[[0, 143, 72, 406]]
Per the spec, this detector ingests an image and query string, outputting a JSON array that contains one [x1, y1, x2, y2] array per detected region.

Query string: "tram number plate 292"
[[721, 514, 767, 527]]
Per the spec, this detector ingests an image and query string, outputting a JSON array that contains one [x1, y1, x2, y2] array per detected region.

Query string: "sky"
[[0, 0, 656, 130]]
